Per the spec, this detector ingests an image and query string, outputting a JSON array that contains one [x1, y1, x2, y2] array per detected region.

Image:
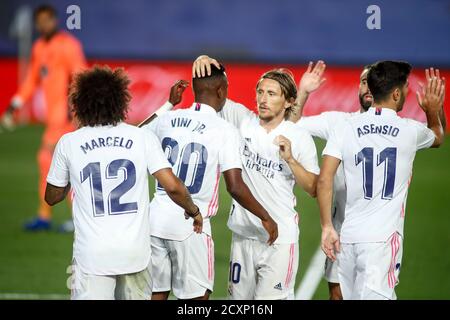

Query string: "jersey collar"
[[190, 102, 218, 116], [367, 107, 397, 117]]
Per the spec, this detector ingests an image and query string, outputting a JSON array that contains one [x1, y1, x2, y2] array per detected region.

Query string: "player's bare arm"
[[317, 155, 341, 261], [44, 183, 71, 206], [416, 71, 446, 148], [223, 168, 278, 245], [288, 61, 327, 123], [275, 135, 318, 197], [152, 168, 203, 233], [137, 80, 189, 128]]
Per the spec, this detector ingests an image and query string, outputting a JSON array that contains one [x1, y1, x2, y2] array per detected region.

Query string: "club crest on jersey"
[[375, 107, 382, 115]]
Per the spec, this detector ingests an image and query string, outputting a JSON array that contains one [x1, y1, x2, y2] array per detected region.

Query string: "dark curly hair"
[[69, 65, 131, 127]]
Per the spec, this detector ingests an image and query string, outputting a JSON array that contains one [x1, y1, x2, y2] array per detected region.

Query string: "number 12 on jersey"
[[80, 159, 138, 217], [355, 147, 397, 200]]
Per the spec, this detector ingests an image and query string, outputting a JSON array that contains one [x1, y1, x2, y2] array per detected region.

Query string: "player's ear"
[[217, 83, 226, 100], [392, 88, 401, 102], [284, 97, 295, 110]]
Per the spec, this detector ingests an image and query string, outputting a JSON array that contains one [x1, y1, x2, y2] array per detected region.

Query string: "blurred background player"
[[292, 65, 373, 299], [45, 65, 202, 300], [142, 64, 278, 300], [0, 4, 87, 232], [318, 61, 445, 299], [194, 56, 320, 300]]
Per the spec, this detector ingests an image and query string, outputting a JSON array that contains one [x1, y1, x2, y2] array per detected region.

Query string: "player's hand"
[[0, 106, 16, 132], [416, 68, 445, 114], [184, 205, 203, 234], [274, 135, 293, 162], [192, 55, 221, 78], [192, 213, 203, 234], [423, 67, 446, 108], [169, 80, 189, 106], [298, 60, 327, 94], [261, 216, 278, 245], [321, 226, 340, 262]]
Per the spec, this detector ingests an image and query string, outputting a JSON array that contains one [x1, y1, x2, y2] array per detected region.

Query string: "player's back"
[[146, 103, 242, 240], [327, 107, 434, 243], [54, 123, 159, 275]]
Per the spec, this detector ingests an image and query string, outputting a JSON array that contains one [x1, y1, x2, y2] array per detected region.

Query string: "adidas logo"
[[274, 282, 282, 290], [245, 137, 251, 143]]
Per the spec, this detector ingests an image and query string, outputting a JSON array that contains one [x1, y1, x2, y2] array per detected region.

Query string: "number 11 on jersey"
[[355, 147, 397, 200]]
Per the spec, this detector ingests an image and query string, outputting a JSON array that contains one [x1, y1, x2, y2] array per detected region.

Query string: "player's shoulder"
[[401, 117, 426, 128], [322, 110, 354, 120], [283, 121, 314, 140], [224, 98, 248, 110]]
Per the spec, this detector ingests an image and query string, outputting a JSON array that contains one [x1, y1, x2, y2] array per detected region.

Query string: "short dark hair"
[[69, 65, 131, 127], [192, 63, 227, 93], [33, 4, 57, 20], [367, 61, 412, 102]]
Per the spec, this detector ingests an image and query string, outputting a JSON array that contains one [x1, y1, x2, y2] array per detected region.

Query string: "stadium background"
[[0, 0, 449, 299]]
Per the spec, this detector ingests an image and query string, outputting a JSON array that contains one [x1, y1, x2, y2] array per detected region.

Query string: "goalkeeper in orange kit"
[[1, 5, 87, 231]]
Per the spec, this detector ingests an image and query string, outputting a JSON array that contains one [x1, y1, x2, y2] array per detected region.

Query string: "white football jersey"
[[220, 99, 320, 244], [47, 123, 171, 275], [297, 111, 359, 232], [143, 103, 242, 241], [323, 107, 435, 243]]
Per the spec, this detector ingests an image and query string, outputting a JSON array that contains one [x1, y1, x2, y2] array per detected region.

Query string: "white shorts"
[[70, 259, 152, 300], [324, 257, 339, 284], [151, 233, 214, 299], [228, 233, 299, 300], [338, 232, 403, 300]]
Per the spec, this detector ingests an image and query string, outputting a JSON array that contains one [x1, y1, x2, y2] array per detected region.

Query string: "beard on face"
[[359, 93, 372, 111], [396, 91, 406, 112]]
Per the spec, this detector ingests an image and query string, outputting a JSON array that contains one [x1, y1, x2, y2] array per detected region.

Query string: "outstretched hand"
[[298, 60, 327, 94], [416, 68, 445, 113], [169, 80, 189, 106]]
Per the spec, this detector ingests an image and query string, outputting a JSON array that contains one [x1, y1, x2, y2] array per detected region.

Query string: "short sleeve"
[[296, 113, 331, 140], [218, 125, 243, 172], [406, 119, 436, 150], [143, 129, 171, 174], [295, 131, 320, 175], [218, 99, 256, 128], [141, 114, 160, 134], [322, 122, 347, 160], [47, 136, 70, 187]]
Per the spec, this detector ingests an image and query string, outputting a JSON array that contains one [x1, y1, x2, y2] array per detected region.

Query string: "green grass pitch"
[[0, 125, 449, 299]]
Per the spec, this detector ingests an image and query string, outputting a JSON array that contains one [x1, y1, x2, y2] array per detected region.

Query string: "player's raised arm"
[[288, 60, 327, 123], [223, 168, 278, 245], [152, 168, 203, 234], [416, 70, 446, 148], [138, 80, 189, 128], [317, 155, 341, 261]]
